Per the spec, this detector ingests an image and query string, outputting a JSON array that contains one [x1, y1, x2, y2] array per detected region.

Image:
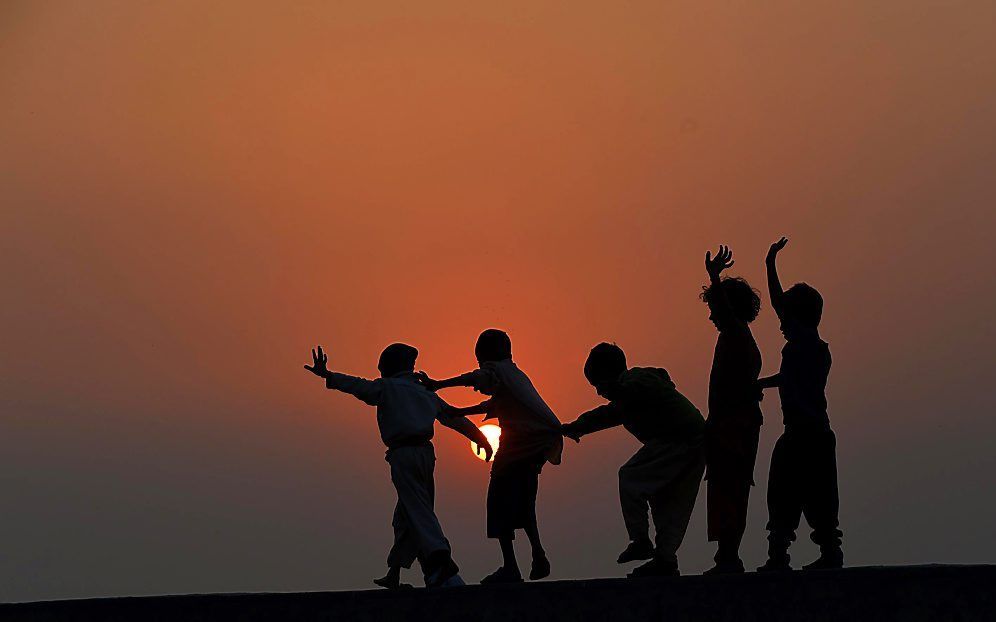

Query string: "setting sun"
[[472, 424, 501, 461]]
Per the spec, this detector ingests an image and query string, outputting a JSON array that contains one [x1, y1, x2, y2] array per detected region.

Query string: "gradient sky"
[[3, 0, 996, 603]]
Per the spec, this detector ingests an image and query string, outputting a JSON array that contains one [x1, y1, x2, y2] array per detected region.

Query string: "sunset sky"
[[3, 0, 996, 602]]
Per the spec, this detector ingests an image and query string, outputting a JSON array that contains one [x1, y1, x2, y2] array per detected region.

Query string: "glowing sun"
[[472, 424, 501, 461]]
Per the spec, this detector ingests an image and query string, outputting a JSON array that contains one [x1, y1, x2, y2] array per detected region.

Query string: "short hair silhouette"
[[700, 277, 762, 323], [378, 343, 419, 377], [783, 283, 824, 329], [475, 329, 512, 363], [584, 343, 627, 386]]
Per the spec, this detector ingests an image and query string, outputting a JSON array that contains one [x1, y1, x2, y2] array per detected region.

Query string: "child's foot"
[[802, 549, 843, 570], [437, 574, 466, 588], [756, 557, 792, 573], [627, 558, 679, 578], [373, 568, 411, 590], [480, 566, 523, 585], [425, 556, 460, 588], [529, 554, 551, 581], [703, 559, 745, 575], [616, 539, 654, 564]]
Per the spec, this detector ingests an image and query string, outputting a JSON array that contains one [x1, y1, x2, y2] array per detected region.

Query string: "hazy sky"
[[3, 0, 996, 603]]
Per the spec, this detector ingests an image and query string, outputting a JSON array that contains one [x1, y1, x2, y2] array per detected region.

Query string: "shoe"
[[756, 557, 792, 573], [529, 554, 551, 581], [627, 558, 679, 578], [373, 575, 412, 589], [703, 559, 745, 575], [425, 556, 460, 588], [616, 539, 655, 564], [802, 550, 843, 570], [480, 566, 523, 585], [438, 574, 466, 588]]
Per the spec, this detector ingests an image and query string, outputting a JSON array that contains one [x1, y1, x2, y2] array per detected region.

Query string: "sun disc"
[[471, 424, 501, 461]]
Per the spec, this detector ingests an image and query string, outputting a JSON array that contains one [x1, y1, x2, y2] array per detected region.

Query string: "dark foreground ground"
[[3, 565, 994, 622]]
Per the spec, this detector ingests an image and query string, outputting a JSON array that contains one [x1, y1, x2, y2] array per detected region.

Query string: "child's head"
[[700, 277, 761, 328], [781, 283, 823, 337], [584, 342, 627, 399], [475, 329, 512, 364], [378, 343, 419, 377]]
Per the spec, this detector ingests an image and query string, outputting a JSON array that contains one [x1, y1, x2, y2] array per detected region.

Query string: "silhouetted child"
[[304, 343, 493, 589], [757, 237, 843, 571], [701, 246, 763, 574], [561, 343, 705, 578], [421, 329, 562, 584]]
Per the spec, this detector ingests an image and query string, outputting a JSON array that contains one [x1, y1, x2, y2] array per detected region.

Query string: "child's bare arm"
[[445, 400, 491, 417], [419, 371, 479, 392], [561, 404, 625, 443], [439, 414, 493, 461], [758, 374, 782, 389], [766, 237, 789, 319]]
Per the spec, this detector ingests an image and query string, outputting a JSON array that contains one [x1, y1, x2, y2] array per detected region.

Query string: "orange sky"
[[3, 0, 996, 601]]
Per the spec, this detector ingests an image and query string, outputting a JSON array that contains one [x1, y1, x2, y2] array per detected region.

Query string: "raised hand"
[[475, 440, 494, 462], [304, 345, 330, 377], [767, 237, 788, 261], [705, 245, 735, 280]]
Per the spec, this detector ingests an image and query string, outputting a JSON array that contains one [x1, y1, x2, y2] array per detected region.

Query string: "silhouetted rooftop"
[[3, 565, 993, 621]]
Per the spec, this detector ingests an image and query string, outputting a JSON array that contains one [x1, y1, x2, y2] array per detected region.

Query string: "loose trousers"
[[618, 437, 705, 564], [385, 445, 451, 573], [765, 427, 843, 551]]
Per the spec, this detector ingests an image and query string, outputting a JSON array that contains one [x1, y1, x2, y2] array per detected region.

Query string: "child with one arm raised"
[[757, 237, 844, 571], [700, 245, 764, 574]]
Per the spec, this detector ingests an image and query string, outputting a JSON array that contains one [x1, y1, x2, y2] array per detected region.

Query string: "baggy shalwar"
[[385, 444, 450, 573], [619, 439, 705, 565], [765, 427, 842, 551]]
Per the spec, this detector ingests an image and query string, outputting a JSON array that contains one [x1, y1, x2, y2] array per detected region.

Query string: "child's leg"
[[386, 500, 418, 572], [801, 429, 843, 557], [524, 522, 545, 558], [648, 446, 705, 568], [764, 433, 804, 565], [618, 445, 663, 546], [388, 446, 454, 584], [499, 537, 518, 571]]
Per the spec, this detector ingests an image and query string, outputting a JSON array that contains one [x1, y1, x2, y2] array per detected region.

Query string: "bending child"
[[561, 343, 705, 578], [421, 329, 563, 584], [701, 246, 764, 574], [304, 343, 493, 589], [757, 237, 844, 571]]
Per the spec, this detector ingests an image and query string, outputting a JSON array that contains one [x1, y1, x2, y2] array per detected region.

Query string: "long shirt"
[[570, 367, 705, 444], [457, 358, 563, 466], [708, 321, 763, 429], [325, 370, 455, 449]]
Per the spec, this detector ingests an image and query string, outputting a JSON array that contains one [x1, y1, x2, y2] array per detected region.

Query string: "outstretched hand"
[[475, 441, 494, 462], [304, 346, 330, 377], [705, 245, 735, 279], [767, 237, 788, 260], [415, 371, 440, 392], [561, 424, 582, 444]]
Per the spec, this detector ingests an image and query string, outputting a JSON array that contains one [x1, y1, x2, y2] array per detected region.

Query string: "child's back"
[[778, 335, 831, 429]]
